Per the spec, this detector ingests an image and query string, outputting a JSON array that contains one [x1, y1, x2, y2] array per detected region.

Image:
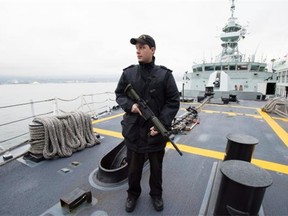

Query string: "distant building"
[[273, 55, 288, 98]]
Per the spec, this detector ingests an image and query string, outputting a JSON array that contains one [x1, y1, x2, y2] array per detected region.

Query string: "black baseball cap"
[[130, 34, 156, 48]]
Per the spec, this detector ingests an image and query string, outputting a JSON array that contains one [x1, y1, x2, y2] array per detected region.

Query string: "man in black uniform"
[[115, 34, 180, 212]]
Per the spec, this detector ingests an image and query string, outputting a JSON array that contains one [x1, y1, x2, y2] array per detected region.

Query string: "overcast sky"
[[0, 0, 288, 80]]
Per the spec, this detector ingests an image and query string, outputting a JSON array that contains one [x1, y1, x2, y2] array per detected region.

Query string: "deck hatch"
[[60, 188, 92, 212]]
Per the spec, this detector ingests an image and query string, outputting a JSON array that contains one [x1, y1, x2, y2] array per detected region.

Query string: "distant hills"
[[0, 74, 119, 84]]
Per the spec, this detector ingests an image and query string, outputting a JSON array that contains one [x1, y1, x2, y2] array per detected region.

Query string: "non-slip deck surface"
[[0, 100, 287, 216]]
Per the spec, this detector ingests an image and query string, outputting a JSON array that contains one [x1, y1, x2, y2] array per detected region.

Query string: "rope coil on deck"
[[262, 97, 288, 118], [28, 111, 100, 159]]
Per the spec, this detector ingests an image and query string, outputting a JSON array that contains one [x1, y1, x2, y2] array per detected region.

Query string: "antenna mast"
[[218, 0, 246, 63], [231, 0, 235, 17]]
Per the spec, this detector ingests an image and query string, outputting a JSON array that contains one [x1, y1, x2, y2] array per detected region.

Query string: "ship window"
[[251, 65, 259, 71], [193, 68, 197, 72], [259, 66, 265, 72], [237, 65, 248, 70], [222, 65, 228, 70], [204, 66, 214, 71], [229, 65, 236, 70], [196, 67, 203, 72], [215, 65, 221, 70]]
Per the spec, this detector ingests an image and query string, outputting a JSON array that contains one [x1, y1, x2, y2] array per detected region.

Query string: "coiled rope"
[[28, 111, 100, 159], [261, 97, 288, 118]]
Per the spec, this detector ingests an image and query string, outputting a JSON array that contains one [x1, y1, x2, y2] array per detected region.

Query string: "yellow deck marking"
[[206, 104, 260, 110], [182, 102, 258, 110], [202, 110, 220, 114], [251, 158, 288, 175], [244, 113, 262, 119], [93, 109, 288, 174], [92, 113, 124, 124], [201, 110, 262, 119], [166, 143, 288, 175], [166, 143, 224, 160], [94, 127, 288, 175], [93, 128, 123, 139], [257, 109, 288, 147], [222, 111, 238, 116]]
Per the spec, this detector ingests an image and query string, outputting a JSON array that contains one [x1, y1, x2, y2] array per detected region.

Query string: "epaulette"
[[123, 64, 136, 71], [160, 65, 173, 73]]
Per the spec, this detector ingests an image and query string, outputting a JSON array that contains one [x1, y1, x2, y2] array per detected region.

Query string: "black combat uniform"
[[115, 57, 180, 200]]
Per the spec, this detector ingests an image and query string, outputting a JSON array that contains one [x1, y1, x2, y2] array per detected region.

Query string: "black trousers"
[[126, 149, 165, 199]]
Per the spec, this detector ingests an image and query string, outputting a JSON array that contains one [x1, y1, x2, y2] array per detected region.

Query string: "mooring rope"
[[29, 111, 100, 159], [262, 97, 288, 118]]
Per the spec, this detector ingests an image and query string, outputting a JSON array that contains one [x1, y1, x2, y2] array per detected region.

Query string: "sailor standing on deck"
[[115, 34, 180, 213]]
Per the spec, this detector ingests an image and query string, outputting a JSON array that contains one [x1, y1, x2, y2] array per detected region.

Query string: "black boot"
[[152, 197, 163, 211], [125, 197, 137, 212]]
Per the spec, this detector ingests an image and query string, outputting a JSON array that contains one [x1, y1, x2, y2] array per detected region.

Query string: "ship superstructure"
[[182, 0, 276, 100]]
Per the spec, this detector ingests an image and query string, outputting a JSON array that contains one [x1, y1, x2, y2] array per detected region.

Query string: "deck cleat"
[[23, 152, 45, 163]]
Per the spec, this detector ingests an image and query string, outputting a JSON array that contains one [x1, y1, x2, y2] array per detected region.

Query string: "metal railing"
[[0, 92, 117, 152]]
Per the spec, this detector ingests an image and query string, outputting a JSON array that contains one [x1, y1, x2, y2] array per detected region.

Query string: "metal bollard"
[[224, 134, 258, 162], [214, 160, 273, 216]]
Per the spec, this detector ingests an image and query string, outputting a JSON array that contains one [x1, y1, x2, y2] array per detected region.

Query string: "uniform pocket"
[[121, 114, 139, 142]]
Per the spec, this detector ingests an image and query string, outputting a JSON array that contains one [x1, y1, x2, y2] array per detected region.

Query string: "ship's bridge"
[[192, 62, 267, 73]]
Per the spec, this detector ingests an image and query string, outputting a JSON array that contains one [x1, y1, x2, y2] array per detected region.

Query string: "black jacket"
[[115, 60, 180, 153]]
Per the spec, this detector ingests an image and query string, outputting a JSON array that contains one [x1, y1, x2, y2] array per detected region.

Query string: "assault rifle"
[[124, 84, 183, 156]]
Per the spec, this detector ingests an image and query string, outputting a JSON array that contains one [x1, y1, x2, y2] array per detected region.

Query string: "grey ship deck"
[[0, 100, 287, 216]]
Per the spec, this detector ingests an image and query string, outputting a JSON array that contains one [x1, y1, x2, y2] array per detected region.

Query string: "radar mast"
[[218, 0, 247, 63]]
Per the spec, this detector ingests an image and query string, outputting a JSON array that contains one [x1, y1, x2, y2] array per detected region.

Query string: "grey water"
[[0, 81, 183, 150], [0, 82, 118, 150]]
